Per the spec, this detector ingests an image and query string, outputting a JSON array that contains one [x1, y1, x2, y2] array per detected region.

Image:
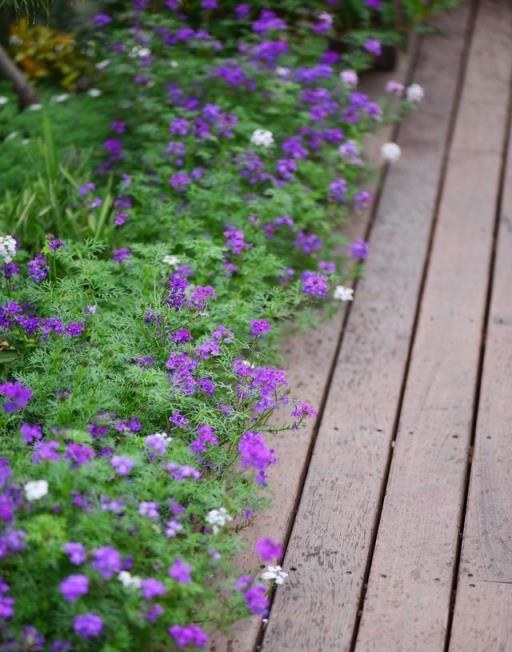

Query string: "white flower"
[[250, 129, 274, 148], [130, 46, 151, 58], [170, 60, 179, 68], [52, 93, 69, 103], [0, 235, 17, 264], [0, 96, 8, 106], [24, 480, 48, 501], [333, 285, 354, 302], [340, 70, 358, 87], [28, 103, 42, 111], [206, 507, 232, 534], [162, 255, 180, 266], [261, 565, 288, 585], [88, 88, 102, 98], [406, 83, 424, 103], [381, 142, 401, 163], [96, 59, 111, 70], [118, 571, 142, 590], [5, 131, 18, 141], [21, 139, 30, 146], [276, 66, 290, 77]]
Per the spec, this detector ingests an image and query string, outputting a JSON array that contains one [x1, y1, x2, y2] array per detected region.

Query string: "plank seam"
[[348, 1, 480, 649], [254, 30, 424, 652], [442, 23, 512, 652]]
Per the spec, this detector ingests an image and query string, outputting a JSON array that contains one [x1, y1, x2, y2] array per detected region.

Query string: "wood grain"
[[260, 6, 472, 652], [448, 92, 512, 652], [354, 1, 512, 650], [209, 36, 415, 652]]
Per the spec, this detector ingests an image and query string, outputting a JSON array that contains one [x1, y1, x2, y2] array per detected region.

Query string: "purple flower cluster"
[[239, 431, 276, 485]]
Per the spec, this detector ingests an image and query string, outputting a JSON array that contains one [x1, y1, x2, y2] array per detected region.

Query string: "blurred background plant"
[[8, 17, 91, 89]]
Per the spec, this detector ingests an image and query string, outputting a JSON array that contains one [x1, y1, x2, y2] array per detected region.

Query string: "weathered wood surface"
[[354, 1, 512, 650], [260, 5, 472, 652], [210, 46, 414, 652], [448, 79, 512, 652]]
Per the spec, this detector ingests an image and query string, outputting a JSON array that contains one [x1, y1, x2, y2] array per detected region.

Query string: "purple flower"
[[0, 581, 14, 618], [291, 401, 317, 420], [364, 38, 382, 56], [365, 0, 382, 8], [245, 585, 269, 615], [349, 239, 369, 260], [201, 0, 217, 8], [65, 322, 85, 337], [301, 271, 328, 299], [90, 197, 103, 209], [92, 546, 121, 579], [63, 542, 87, 565], [295, 231, 322, 254], [190, 424, 218, 454], [146, 603, 165, 621], [112, 248, 132, 263], [169, 172, 191, 190], [238, 431, 276, 485], [0, 381, 32, 412], [354, 190, 373, 211], [282, 136, 308, 160], [73, 613, 103, 639], [169, 624, 208, 648], [165, 463, 201, 481], [111, 456, 134, 476], [32, 440, 60, 463], [59, 574, 89, 602], [188, 285, 216, 310], [94, 13, 112, 27], [66, 443, 95, 466], [79, 182, 95, 196], [169, 118, 190, 136], [172, 328, 192, 344], [168, 559, 192, 584], [250, 320, 271, 337], [139, 502, 159, 520], [255, 537, 282, 562], [165, 519, 183, 538], [111, 121, 126, 133], [145, 433, 170, 456], [48, 237, 65, 251], [28, 254, 49, 282], [20, 422, 43, 444], [169, 411, 189, 429], [252, 10, 286, 34], [235, 3, 250, 19], [276, 158, 297, 181], [329, 177, 348, 202], [141, 578, 167, 600], [22, 626, 44, 651]]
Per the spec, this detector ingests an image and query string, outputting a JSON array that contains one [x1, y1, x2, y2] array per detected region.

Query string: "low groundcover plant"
[[0, 1, 426, 650]]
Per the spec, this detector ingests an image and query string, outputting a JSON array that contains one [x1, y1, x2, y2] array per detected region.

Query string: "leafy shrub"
[[9, 18, 91, 89]]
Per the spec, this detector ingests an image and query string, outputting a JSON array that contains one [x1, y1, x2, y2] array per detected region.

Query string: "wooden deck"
[[213, 0, 512, 649]]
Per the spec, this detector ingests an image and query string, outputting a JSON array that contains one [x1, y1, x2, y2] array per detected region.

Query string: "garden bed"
[[0, 2, 460, 651]]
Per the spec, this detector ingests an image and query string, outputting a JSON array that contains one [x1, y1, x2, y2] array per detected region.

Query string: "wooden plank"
[[448, 101, 512, 652], [260, 6, 472, 652], [354, 1, 512, 650], [209, 46, 414, 652]]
